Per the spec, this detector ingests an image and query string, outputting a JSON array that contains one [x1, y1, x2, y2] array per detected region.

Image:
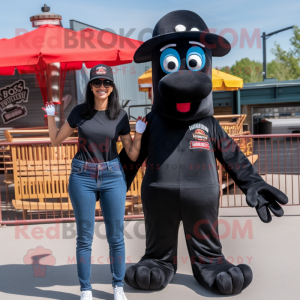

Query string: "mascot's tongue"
[[176, 103, 191, 113]]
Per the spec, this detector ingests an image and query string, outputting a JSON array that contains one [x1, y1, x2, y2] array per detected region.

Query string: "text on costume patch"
[[192, 129, 208, 141], [189, 141, 210, 150], [189, 123, 209, 133]]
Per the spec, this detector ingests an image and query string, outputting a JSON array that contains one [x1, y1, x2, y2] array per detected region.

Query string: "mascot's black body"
[[119, 10, 288, 295]]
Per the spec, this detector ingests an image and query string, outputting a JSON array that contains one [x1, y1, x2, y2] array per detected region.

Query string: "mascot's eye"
[[186, 46, 206, 71], [160, 48, 181, 74]]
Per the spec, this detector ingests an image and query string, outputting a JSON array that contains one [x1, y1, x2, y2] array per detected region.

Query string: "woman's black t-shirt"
[[67, 103, 131, 163]]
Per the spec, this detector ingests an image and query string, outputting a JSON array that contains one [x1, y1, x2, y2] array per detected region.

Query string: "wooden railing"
[[0, 137, 144, 221], [1, 120, 299, 224]]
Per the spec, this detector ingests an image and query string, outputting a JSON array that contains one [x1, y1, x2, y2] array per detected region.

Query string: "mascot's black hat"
[[134, 10, 230, 63]]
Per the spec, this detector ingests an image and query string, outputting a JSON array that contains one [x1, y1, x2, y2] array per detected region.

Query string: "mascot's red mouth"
[[176, 103, 191, 113]]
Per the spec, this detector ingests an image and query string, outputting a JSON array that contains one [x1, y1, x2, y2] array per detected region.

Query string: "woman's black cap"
[[89, 64, 114, 83]]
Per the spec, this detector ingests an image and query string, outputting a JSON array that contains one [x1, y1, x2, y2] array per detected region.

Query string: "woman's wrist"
[[135, 132, 143, 137], [42, 101, 56, 116]]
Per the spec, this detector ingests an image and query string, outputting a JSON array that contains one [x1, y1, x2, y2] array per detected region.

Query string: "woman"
[[42, 64, 147, 300]]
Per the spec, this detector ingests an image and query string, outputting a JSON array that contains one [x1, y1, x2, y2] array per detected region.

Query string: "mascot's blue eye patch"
[[186, 46, 206, 71], [160, 48, 181, 74]]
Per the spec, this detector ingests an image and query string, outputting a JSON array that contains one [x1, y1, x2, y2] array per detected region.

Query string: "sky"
[[0, 0, 299, 69]]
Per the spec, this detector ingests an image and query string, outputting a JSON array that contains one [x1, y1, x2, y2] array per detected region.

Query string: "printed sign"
[[0, 80, 29, 124]]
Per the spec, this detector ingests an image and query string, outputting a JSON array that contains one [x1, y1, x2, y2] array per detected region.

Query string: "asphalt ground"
[[0, 213, 299, 300]]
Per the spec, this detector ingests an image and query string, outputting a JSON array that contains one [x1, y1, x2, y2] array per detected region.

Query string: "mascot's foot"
[[194, 260, 253, 295], [125, 259, 175, 290]]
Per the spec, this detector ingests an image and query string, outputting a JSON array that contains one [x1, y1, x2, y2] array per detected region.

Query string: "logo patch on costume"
[[189, 123, 210, 150], [192, 129, 208, 141], [96, 67, 107, 75], [189, 141, 210, 150]]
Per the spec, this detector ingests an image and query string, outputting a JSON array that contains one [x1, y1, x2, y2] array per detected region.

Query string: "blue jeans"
[[68, 156, 127, 291]]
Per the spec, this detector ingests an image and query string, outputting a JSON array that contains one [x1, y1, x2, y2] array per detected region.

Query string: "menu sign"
[[0, 80, 29, 124]]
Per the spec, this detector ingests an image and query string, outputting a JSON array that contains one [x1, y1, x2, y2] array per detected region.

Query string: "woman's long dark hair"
[[81, 81, 121, 120]]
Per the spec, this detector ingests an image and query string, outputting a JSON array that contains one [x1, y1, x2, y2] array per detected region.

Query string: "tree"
[[220, 58, 263, 83], [219, 25, 300, 83], [267, 58, 295, 81], [271, 25, 300, 80]]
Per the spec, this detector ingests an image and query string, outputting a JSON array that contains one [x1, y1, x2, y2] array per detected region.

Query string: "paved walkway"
[[0, 211, 299, 299]]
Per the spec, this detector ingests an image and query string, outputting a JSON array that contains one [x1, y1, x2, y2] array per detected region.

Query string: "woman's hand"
[[42, 101, 56, 116], [120, 116, 147, 162], [135, 116, 147, 134], [42, 101, 75, 146]]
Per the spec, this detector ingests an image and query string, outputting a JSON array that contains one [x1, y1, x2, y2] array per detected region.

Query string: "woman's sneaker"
[[80, 290, 92, 300], [113, 286, 128, 300]]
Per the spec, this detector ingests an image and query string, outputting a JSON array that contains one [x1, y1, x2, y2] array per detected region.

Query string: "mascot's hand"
[[245, 181, 288, 223], [135, 116, 147, 134], [42, 101, 55, 116]]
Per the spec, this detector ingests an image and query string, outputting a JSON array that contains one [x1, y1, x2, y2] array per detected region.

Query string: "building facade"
[[213, 79, 300, 134]]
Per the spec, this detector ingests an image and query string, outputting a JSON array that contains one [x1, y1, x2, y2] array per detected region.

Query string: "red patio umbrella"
[[0, 24, 143, 106]]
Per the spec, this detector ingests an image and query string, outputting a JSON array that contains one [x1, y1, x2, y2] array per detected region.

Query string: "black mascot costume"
[[119, 10, 288, 295]]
